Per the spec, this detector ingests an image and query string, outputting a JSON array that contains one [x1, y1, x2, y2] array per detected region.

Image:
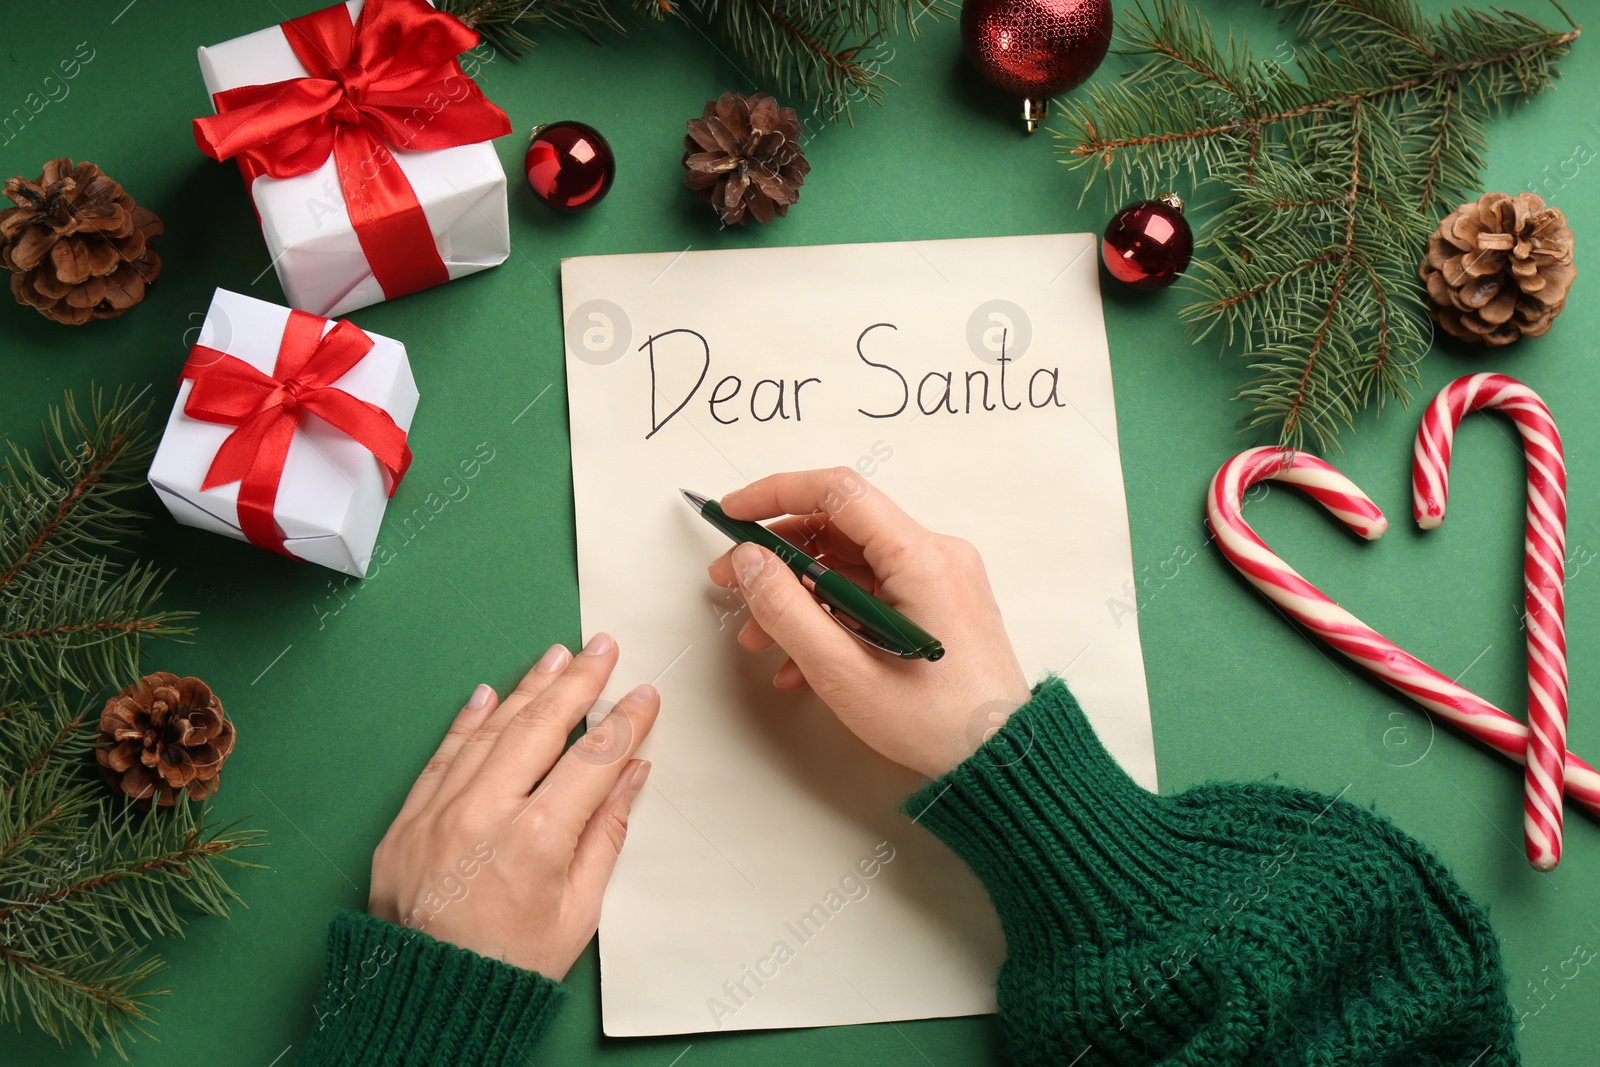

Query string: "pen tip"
[[680, 489, 709, 509]]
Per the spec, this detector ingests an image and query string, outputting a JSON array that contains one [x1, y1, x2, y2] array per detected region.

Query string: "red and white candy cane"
[[1207, 447, 1600, 846], [1414, 373, 1568, 871]]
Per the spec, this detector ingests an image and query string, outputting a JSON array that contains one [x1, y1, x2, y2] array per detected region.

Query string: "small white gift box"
[[195, 0, 510, 317], [148, 288, 419, 577]]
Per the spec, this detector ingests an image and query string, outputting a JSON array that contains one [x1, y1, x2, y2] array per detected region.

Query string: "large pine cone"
[[0, 158, 163, 326], [683, 92, 810, 226], [1420, 191, 1575, 346], [96, 673, 235, 806]]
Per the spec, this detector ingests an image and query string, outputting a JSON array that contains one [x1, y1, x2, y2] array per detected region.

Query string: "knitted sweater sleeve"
[[295, 911, 567, 1066], [904, 676, 1519, 1067]]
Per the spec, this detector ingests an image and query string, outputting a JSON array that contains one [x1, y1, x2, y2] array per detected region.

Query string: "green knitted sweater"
[[298, 677, 1517, 1066]]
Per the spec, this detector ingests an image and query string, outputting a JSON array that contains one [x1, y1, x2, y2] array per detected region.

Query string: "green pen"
[[681, 489, 945, 662]]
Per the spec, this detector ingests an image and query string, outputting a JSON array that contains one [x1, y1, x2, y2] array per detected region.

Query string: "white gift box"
[[196, 0, 509, 317], [149, 289, 419, 577]]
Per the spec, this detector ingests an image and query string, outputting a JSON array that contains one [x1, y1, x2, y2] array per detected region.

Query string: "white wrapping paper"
[[196, 0, 508, 317], [149, 288, 419, 577]]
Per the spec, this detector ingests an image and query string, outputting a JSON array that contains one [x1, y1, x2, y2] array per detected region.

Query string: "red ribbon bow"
[[193, 0, 511, 301], [182, 308, 413, 558]]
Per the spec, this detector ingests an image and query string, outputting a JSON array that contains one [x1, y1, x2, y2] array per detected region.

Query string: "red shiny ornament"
[[524, 121, 615, 212], [960, 0, 1112, 131], [1101, 194, 1194, 291]]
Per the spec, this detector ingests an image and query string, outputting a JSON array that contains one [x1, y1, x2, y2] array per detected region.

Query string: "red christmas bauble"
[[961, 0, 1112, 130], [524, 121, 615, 212], [1102, 194, 1194, 290]]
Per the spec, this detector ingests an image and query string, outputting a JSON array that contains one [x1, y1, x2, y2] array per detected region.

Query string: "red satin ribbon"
[[193, 0, 511, 301], [182, 309, 414, 558]]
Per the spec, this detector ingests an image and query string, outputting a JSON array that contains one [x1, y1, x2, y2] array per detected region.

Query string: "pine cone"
[[0, 158, 163, 326], [683, 92, 810, 226], [96, 673, 235, 806], [1420, 191, 1575, 346]]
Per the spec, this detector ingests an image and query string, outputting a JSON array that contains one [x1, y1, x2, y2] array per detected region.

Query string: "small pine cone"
[[1420, 191, 1575, 346], [683, 92, 810, 226], [0, 158, 164, 326], [96, 673, 235, 807]]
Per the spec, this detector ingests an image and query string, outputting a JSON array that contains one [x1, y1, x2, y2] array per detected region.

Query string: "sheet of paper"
[[561, 233, 1155, 1037]]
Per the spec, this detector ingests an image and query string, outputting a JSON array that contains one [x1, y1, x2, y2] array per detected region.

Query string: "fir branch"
[[440, 0, 949, 121], [0, 389, 259, 1057], [0, 940, 166, 1056], [1413, 75, 1457, 209], [0, 942, 148, 1015], [0, 389, 193, 695], [0, 700, 263, 1055], [678, 0, 947, 121], [751, 0, 884, 109], [1057, 0, 1578, 449], [438, 0, 629, 53], [1281, 98, 1365, 443]]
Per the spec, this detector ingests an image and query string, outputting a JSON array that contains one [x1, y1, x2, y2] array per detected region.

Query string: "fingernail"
[[708, 561, 736, 589], [732, 542, 765, 588], [535, 643, 571, 673], [466, 683, 494, 711], [581, 632, 614, 656], [627, 760, 652, 798], [625, 683, 656, 703]]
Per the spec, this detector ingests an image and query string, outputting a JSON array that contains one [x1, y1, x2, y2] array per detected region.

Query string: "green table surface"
[[3, 1, 1598, 1063]]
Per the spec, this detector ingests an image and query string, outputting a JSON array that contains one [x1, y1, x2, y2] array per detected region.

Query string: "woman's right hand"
[[706, 468, 1032, 780]]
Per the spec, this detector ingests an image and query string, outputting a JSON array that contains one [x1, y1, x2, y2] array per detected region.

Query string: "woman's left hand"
[[367, 633, 658, 980]]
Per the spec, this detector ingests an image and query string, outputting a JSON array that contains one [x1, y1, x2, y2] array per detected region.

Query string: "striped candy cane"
[[1207, 447, 1600, 841], [1414, 373, 1569, 871]]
